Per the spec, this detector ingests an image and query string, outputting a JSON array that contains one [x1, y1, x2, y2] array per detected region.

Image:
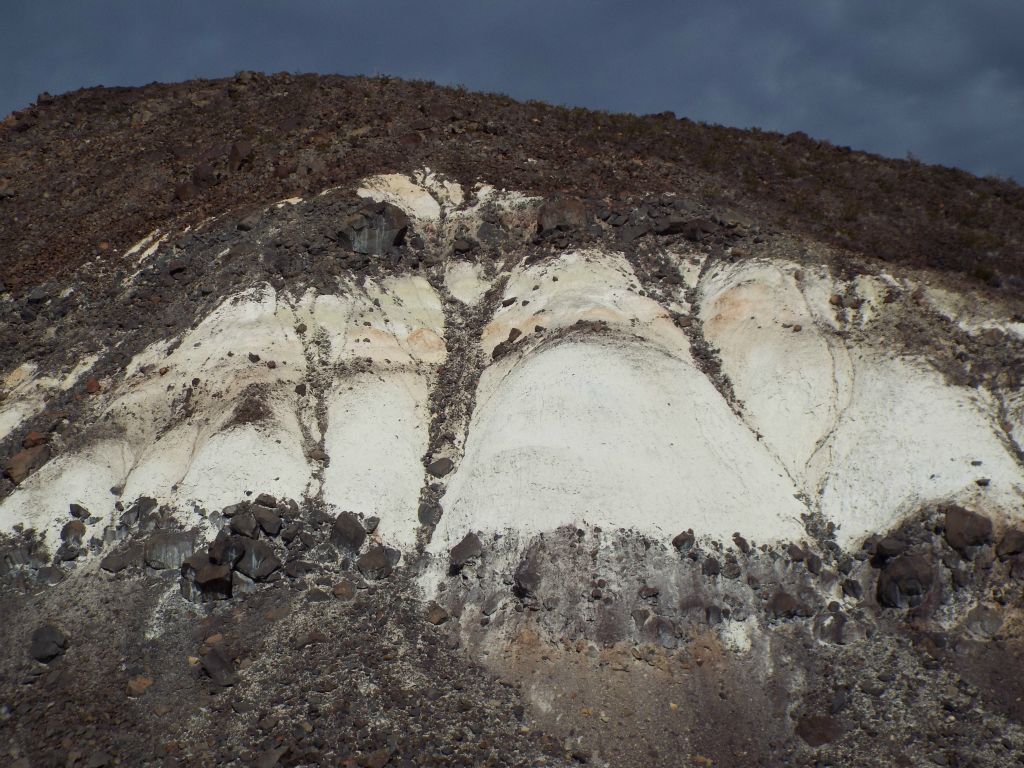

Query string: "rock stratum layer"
[[2, 74, 1024, 768]]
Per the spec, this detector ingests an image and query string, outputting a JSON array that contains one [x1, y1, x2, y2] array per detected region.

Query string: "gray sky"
[[3, 1, 1022, 182]]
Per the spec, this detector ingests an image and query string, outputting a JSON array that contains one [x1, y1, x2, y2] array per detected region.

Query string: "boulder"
[[996, 528, 1024, 560], [200, 646, 236, 687], [877, 554, 933, 608], [29, 624, 68, 662], [672, 529, 695, 552], [943, 505, 992, 555], [194, 563, 233, 600], [253, 507, 281, 536], [230, 510, 260, 539], [235, 539, 280, 581], [426, 457, 455, 478], [338, 202, 408, 255], [449, 532, 483, 571], [121, 497, 158, 527], [209, 531, 245, 567], [144, 531, 195, 570], [537, 196, 588, 234], [100, 544, 143, 573], [254, 493, 277, 508], [513, 556, 542, 597], [3, 444, 51, 484], [331, 512, 367, 553], [356, 545, 400, 580]]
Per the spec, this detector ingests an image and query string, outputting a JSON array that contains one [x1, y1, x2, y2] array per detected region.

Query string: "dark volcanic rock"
[[331, 512, 367, 553], [449, 532, 483, 571], [426, 457, 455, 478], [200, 645, 236, 687], [253, 507, 281, 536], [513, 555, 542, 597], [3, 444, 51, 484], [877, 554, 933, 608], [235, 539, 281, 581], [672, 529, 695, 551], [143, 530, 195, 570], [943, 505, 992, 555], [29, 624, 68, 662], [795, 714, 843, 747], [537, 196, 588, 234], [338, 202, 408, 255], [996, 528, 1024, 560], [230, 510, 260, 539], [194, 563, 233, 600], [356, 545, 400, 580], [209, 531, 245, 567]]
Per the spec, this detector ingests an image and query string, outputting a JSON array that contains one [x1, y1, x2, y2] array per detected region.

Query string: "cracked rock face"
[[3, 161, 1024, 767]]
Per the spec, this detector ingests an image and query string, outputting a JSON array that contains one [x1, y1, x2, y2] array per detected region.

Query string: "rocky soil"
[[2, 74, 1024, 767]]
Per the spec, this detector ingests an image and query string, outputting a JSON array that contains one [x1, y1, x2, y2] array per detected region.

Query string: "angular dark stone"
[[124, 496, 158, 526], [280, 522, 302, 544], [254, 493, 277, 508], [230, 510, 260, 539], [877, 554, 933, 608], [943, 505, 993, 555], [100, 544, 142, 573], [209, 531, 245, 567], [672, 529, 695, 551], [363, 516, 380, 533], [806, 553, 823, 575], [29, 624, 68, 662], [338, 202, 408, 255], [357, 545, 400, 580], [537, 196, 588, 234], [200, 645, 236, 687], [449, 532, 483, 570], [331, 512, 367, 553], [236, 539, 281, 581], [195, 563, 233, 600], [253, 507, 281, 537], [842, 578, 863, 599], [732, 533, 750, 554], [69, 503, 90, 519], [875, 535, 907, 559], [514, 556, 542, 597], [221, 502, 248, 518], [996, 528, 1024, 560], [143, 530, 195, 570]]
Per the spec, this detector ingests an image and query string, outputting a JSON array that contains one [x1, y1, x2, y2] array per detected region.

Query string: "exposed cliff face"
[[3, 76, 1024, 768]]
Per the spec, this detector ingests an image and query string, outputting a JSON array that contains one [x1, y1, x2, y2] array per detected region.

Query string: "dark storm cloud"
[[2, 1, 1022, 181]]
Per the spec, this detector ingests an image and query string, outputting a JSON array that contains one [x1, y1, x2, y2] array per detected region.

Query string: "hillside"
[[2, 74, 1024, 768]]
